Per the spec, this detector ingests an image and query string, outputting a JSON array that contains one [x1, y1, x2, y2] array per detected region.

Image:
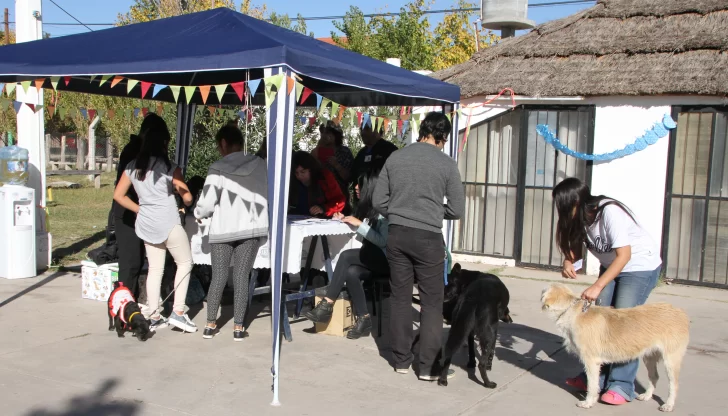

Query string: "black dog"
[[437, 264, 512, 388], [107, 282, 151, 341]]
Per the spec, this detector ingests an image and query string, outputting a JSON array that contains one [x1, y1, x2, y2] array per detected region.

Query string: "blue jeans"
[[578, 265, 661, 401]]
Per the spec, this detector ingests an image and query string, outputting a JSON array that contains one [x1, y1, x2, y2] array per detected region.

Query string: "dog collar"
[[128, 311, 140, 322]]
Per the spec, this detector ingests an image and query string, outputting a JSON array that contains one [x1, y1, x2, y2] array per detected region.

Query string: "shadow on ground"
[[25, 379, 140, 416]]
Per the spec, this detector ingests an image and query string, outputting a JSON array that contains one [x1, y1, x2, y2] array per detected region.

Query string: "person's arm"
[[581, 206, 633, 301], [372, 161, 391, 217], [172, 167, 193, 207], [356, 217, 388, 249], [193, 170, 221, 220], [113, 172, 139, 214], [444, 162, 465, 220]]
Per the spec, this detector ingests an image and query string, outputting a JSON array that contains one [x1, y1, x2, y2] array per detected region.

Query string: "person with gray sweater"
[[194, 123, 269, 342], [373, 112, 465, 381]]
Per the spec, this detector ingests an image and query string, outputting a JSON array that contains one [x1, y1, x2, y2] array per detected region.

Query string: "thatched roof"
[[434, 0, 728, 98]]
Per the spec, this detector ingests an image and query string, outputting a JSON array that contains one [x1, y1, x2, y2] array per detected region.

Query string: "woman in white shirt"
[[113, 114, 197, 334], [552, 177, 662, 407]]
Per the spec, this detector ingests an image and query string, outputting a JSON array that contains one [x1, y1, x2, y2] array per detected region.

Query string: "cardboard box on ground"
[[81, 261, 118, 301], [314, 286, 353, 336]]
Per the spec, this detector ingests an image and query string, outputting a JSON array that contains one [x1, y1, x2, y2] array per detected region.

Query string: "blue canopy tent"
[[0, 7, 460, 404]]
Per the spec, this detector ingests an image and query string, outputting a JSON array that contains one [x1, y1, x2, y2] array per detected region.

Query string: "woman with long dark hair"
[[113, 114, 197, 334], [304, 166, 389, 339], [290, 150, 345, 218], [552, 177, 662, 406]]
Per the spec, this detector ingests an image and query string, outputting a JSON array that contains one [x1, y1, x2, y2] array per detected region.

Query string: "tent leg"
[[267, 66, 296, 407]]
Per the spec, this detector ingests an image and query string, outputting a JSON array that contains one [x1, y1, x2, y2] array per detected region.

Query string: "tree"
[[332, 0, 497, 72], [432, 1, 498, 71]]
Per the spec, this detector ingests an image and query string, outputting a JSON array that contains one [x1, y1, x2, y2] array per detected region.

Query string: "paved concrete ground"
[[0, 264, 726, 416]]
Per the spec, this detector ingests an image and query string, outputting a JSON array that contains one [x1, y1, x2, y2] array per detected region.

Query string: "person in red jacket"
[[291, 150, 345, 218]]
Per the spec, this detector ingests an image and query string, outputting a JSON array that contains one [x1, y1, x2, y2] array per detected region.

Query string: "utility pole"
[[3, 8, 9, 45]]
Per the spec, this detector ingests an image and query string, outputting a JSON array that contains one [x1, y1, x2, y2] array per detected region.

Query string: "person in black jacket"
[[112, 120, 149, 298]]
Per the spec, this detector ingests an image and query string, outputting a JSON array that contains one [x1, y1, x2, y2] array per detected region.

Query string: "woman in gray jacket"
[[194, 123, 269, 341]]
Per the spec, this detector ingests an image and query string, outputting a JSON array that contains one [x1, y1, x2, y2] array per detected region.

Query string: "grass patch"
[[47, 172, 115, 266]]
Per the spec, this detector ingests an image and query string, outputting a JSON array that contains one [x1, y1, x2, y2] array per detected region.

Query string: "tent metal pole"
[[267, 65, 295, 406], [175, 102, 197, 175]]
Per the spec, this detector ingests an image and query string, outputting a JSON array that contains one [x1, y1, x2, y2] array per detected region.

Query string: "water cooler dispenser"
[[0, 185, 37, 279]]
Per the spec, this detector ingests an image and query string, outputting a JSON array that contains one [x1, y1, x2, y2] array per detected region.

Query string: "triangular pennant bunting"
[[140, 82, 152, 98], [88, 109, 97, 120], [198, 85, 211, 104], [89, 75, 97, 84], [47, 104, 55, 115], [141, 107, 149, 117], [338, 105, 346, 121], [170, 86, 181, 103], [13, 101, 22, 114], [25, 103, 35, 112], [301, 87, 313, 105], [0, 83, 4, 95], [157, 102, 164, 115], [111, 76, 124, 88], [309, 116, 317, 127], [6, 83, 16, 96], [99, 75, 112, 87], [208, 106, 217, 116], [80, 108, 88, 120], [152, 84, 167, 98], [50, 77, 60, 90], [184, 86, 196, 104], [34, 78, 45, 90], [247, 79, 261, 97], [319, 98, 330, 115], [127, 79, 139, 94], [133, 108, 140, 118], [330, 102, 339, 120], [58, 106, 67, 119], [362, 113, 370, 128], [286, 77, 295, 96], [108, 109, 115, 120], [20, 81, 31, 94], [295, 82, 304, 102], [97, 109, 105, 119], [230, 82, 245, 101], [315, 93, 323, 109], [446, 113, 452, 123], [64, 76, 71, 86], [214, 84, 227, 103]]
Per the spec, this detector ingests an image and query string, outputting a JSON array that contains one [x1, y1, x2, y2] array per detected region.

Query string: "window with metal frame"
[[453, 109, 521, 257], [663, 107, 728, 286]]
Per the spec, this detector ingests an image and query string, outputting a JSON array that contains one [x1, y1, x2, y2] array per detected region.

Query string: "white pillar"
[[15, 0, 49, 273], [14, 0, 45, 207], [87, 116, 100, 175]]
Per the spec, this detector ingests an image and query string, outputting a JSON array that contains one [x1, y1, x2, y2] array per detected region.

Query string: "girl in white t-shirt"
[[552, 177, 662, 407], [113, 114, 197, 334]]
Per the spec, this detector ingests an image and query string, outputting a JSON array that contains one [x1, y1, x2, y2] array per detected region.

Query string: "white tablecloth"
[[184, 215, 362, 273]]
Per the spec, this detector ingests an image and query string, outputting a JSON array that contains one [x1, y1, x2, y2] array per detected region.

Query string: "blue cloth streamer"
[[536, 114, 677, 162]]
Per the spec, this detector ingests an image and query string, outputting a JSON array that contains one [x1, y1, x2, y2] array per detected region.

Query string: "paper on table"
[[573, 259, 583, 271]]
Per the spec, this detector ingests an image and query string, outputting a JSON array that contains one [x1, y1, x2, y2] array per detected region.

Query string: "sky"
[[0, 0, 594, 38]]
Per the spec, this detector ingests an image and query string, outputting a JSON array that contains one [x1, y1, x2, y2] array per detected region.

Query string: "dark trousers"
[[387, 225, 445, 376], [325, 245, 389, 317], [114, 211, 145, 299]]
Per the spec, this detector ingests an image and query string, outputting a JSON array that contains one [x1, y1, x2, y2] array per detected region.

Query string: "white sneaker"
[[168, 313, 198, 333], [149, 316, 169, 331]]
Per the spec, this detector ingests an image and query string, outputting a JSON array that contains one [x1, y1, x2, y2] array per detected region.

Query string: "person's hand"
[[562, 259, 577, 279], [341, 216, 362, 227], [332, 212, 344, 221], [581, 284, 603, 302], [310, 205, 324, 216]]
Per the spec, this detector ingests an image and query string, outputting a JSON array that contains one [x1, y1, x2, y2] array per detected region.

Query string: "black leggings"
[[207, 238, 261, 326], [324, 245, 389, 317]]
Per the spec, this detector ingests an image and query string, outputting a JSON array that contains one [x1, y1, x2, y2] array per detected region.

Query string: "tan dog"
[[540, 283, 689, 412]]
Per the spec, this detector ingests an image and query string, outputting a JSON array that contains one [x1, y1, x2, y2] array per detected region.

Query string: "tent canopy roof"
[[0, 8, 459, 107]]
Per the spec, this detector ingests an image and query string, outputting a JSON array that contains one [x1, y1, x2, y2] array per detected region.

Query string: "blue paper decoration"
[[536, 114, 677, 162]]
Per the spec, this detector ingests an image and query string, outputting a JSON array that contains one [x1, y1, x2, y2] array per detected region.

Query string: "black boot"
[[304, 299, 333, 323], [346, 315, 372, 339]]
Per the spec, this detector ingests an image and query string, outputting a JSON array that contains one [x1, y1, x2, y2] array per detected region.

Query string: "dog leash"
[[146, 268, 194, 320]]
